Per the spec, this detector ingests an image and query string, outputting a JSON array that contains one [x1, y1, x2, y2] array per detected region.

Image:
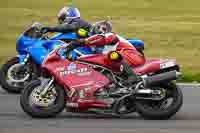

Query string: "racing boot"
[[110, 61, 139, 97], [120, 61, 139, 86]]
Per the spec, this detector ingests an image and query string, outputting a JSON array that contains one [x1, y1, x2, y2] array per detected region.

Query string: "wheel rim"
[[29, 86, 57, 109], [6, 63, 31, 87]]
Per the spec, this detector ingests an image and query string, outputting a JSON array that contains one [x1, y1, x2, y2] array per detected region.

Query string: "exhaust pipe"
[[143, 71, 181, 87]]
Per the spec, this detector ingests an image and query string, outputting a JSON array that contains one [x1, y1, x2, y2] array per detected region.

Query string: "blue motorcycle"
[[0, 22, 144, 93]]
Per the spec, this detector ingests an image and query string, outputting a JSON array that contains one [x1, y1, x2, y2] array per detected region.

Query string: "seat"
[[134, 59, 161, 75]]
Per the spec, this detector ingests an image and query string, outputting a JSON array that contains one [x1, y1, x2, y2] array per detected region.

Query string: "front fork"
[[40, 77, 54, 97], [18, 54, 30, 65], [12, 54, 31, 75]]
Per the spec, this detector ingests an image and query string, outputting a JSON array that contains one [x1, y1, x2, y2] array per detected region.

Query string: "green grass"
[[1, 0, 200, 82]]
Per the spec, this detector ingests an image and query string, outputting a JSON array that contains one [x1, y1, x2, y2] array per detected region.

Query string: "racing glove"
[[40, 27, 51, 34], [64, 39, 85, 54]]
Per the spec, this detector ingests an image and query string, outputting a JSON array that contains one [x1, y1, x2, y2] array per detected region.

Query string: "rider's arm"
[[84, 33, 119, 47], [64, 33, 119, 53], [44, 22, 80, 33]]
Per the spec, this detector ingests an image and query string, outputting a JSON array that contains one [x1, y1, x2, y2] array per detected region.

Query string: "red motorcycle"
[[20, 38, 183, 120]]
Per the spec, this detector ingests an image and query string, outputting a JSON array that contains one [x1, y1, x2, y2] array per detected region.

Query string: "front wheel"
[[20, 79, 65, 118], [135, 82, 183, 120], [0, 57, 38, 93]]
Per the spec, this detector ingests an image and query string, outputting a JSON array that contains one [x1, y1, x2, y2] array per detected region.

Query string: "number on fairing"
[[160, 62, 175, 69]]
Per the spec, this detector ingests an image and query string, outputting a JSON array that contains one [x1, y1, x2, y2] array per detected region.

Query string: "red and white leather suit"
[[84, 32, 145, 67]]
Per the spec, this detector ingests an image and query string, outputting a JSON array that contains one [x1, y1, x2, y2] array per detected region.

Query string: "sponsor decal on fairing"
[[59, 63, 90, 76]]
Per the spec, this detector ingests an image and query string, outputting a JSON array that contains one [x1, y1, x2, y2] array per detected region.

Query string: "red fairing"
[[43, 52, 110, 88], [78, 54, 120, 71], [42, 48, 110, 111], [79, 54, 107, 65]]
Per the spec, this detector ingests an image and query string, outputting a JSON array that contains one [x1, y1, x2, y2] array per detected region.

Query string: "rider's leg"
[[120, 60, 139, 85], [119, 50, 145, 85]]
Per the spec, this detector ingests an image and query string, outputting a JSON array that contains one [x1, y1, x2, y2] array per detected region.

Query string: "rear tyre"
[[135, 82, 183, 120], [0, 57, 38, 93], [20, 79, 65, 118]]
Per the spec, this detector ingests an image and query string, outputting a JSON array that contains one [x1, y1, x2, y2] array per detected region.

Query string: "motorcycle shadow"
[[0, 86, 20, 95], [0, 86, 7, 94], [55, 113, 195, 120], [55, 112, 142, 120]]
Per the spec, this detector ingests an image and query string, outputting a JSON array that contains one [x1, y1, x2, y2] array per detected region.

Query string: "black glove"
[[40, 27, 50, 34], [73, 38, 85, 44], [64, 39, 85, 54]]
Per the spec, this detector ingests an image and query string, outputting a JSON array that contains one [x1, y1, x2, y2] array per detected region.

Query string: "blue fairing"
[[16, 35, 64, 64], [16, 35, 45, 55], [127, 39, 144, 48], [50, 33, 78, 40], [26, 46, 48, 64]]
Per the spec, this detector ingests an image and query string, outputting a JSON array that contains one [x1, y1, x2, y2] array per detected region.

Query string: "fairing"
[[50, 33, 78, 40], [42, 50, 110, 110], [16, 34, 65, 64]]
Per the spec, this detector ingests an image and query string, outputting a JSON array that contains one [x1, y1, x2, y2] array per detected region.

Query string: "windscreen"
[[23, 22, 43, 39]]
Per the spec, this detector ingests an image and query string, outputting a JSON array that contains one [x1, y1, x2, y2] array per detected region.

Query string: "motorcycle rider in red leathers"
[[39, 5, 145, 85], [65, 22, 146, 85]]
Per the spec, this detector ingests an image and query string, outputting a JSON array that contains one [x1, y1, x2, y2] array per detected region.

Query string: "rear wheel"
[[113, 96, 136, 115], [135, 82, 183, 120], [20, 79, 65, 118], [0, 57, 38, 93]]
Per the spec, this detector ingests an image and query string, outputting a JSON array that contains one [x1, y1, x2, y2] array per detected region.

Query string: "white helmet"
[[90, 20, 112, 34]]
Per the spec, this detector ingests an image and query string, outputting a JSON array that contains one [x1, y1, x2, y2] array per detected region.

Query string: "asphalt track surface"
[[0, 85, 200, 133]]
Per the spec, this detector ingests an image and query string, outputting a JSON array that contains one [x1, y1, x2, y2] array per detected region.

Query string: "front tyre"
[[135, 82, 183, 120], [20, 79, 65, 118], [0, 57, 38, 93]]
